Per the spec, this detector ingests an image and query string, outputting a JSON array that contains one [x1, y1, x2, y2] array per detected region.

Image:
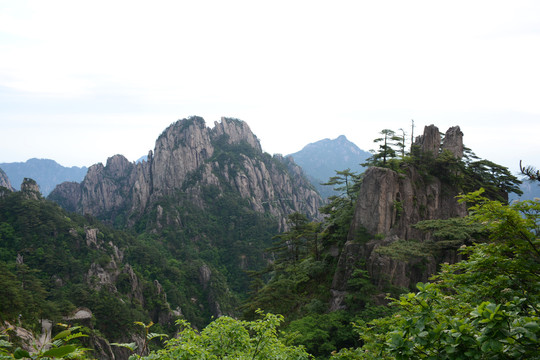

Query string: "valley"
[[0, 117, 538, 359]]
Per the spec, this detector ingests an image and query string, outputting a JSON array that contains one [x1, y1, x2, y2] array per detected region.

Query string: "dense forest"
[[1, 125, 538, 359]]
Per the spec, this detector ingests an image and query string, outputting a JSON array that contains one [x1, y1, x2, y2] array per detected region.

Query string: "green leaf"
[[524, 321, 539, 331], [111, 342, 138, 352], [147, 332, 168, 341], [64, 332, 88, 341], [13, 348, 30, 359], [42, 344, 78, 358], [52, 329, 71, 341]]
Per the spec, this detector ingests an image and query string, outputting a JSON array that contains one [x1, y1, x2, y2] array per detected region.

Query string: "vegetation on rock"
[[0, 121, 534, 360]]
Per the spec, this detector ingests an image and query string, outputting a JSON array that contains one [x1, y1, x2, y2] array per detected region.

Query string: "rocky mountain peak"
[[287, 135, 371, 199], [105, 154, 133, 178], [213, 117, 262, 152], [442, 126, 464, 158], [414, 124, 441, 156], [50, 116, 321, 230], [152, 117, 214, 194], [414, 124, 464, 159]]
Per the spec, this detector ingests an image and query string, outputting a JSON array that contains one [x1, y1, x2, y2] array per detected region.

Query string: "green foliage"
[[363, 129, 402, 167], [284, 311, 360, 358], [269, 212, 313, 264], [374, 239, 433, 262], [143, 311, 312, 359], [413, 217, 486, 248], [112, 321, 168, 359], [0, 191, 164, 341], [320, 169, 362, 247], [1, 324, 89, 360], [463, 159, 523, 202], [333, 191, 540, 358], [321, 169, 362, 206], [520, 160, 540, 182]]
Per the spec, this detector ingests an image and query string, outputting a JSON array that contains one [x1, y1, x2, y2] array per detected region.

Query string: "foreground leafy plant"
[[333, 190, 540, 359], [143, 311, 312, 359], [111, 321, 168, 359], [7, 324, 89, 360]]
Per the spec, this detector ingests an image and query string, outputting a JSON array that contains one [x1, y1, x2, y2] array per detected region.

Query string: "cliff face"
[[0, 167, 14, 192], [331, 125, 467, 310], [48, 117, 321, 322], [50, 117, 321, 229]]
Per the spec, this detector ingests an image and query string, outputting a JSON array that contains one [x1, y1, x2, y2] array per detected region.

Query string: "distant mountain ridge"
[[0, 158, 87, 196], [510, 179, 540, 202], [287, 135, 371, 198]]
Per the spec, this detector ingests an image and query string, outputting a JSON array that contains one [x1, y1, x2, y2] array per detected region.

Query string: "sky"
[[0, 1, 539, 175]]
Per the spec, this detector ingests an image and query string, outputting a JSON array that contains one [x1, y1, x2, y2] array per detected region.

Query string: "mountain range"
[[0, 158, 87, 196], [0, 119, 532, 359], [2, 134, 537, 203]]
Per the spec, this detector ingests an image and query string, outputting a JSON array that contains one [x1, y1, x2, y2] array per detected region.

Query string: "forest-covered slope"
[[1, 117, 324, 359], [1, 121, 534, 360], [0, 181, 171, 358]]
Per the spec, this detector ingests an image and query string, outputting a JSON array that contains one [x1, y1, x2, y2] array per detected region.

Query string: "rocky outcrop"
[[48, 182, 81, 212], [213, 117, 262, 152], [80, 155, 136, 218], [49, 117, 321, 229], [415, 124, 442, 156], [0, 167, 14, 191], [348, 165, 466, 242], [20, 178, 41, 200], [441, 126, 464, 158], [330, 125, 467, 310]]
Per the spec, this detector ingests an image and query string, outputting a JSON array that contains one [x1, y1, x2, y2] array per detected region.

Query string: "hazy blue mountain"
[[136, 155, 148, 163], [287, 135, 371, 198], [0, 158, 87, 196], [510, 178, 540, 202]]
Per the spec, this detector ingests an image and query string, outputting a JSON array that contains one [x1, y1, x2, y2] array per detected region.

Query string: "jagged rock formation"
[[50, 117, 321, 229], [0, 167, 14, 191], [441, 126, 464, 158], [415, 124, 442, 156], [20, 178, 41, 200], [47, 117, 321, 324], [331, 125, 467, 310]]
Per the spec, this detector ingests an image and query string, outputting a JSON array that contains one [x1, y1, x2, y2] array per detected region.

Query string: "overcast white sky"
[[1, 1, 539, 175]]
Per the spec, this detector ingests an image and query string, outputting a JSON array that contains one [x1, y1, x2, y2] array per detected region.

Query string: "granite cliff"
[[50, 117, 321, 230], [47, 116, 322, 325], [331, 125, 468, 309], [0, 167, 14, 192]]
